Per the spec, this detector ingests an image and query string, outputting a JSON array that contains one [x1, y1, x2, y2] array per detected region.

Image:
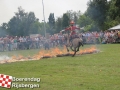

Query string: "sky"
[[0, 0, 89, 25]]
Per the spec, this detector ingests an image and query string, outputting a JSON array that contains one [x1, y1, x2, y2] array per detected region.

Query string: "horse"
[[64, 34, 83, 57]]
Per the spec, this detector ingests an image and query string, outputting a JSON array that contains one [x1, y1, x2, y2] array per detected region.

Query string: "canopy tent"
[[108, 24, 120, 30]]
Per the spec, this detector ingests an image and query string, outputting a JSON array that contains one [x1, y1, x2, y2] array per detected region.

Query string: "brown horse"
[[64, 34, 83, 57]]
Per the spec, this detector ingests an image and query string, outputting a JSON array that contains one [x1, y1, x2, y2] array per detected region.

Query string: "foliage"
[[115, 0, 120, 18], [78, 0, 120, 31], [48, 13, 55, 34], [86, 0, 108, 30], [55, 17, 63, 33], [0, 27, 7, 37], [66, 10, 81, 23], [78, 14, 92, 27], [62, 13, 70, 28], [103, 0, 120, 29], [29, 21, 41, 34], [1, 7, 41, 36]]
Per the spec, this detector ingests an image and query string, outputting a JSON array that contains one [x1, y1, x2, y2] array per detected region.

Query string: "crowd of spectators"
[[81, 30, 120, 44], [0, 30, 120, 52]]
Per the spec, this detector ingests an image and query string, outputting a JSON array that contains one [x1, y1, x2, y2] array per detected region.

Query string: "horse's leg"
[[70, 41, 75, 51], [75, 42, 80, 52], [70, 46, 75, 51], [72, 48, 77, 57], [81, 42, 84, 47], [67, 48, 69, 52], [76, 42, 83, 52], [76, 47, 79, 52], [77, 42, 81, 51], [66, 45, 69, 52]]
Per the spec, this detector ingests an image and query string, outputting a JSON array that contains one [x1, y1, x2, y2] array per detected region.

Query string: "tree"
[[115, 0, 120, 8], [29, 21, 41, 34], [87, 0, 108, 29], [66, 10, 81, 23], [1, 23, 8, 31], [7, 16, 20, 36], [78, 14, 92, 27], [104, 0, 120, 29], [55, 17, 63, 33], [62, 13, 70, 28], [2, 6, 41, 36], [48, 13, 55, 34], [26, 12, 40, 35], [0, 27, 7, 37]]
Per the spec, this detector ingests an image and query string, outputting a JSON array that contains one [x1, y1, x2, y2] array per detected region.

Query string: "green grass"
[[0, 44, 120, 90]]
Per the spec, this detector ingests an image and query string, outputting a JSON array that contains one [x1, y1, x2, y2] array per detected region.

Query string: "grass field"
[[0, 44, 120, 90]]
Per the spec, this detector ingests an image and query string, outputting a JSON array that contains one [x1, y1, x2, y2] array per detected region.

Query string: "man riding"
[[64, 20, 81, 42], [60, 21, 83, 55]]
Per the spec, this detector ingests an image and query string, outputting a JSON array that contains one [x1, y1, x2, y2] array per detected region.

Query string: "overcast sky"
[[0, 0, 89, 25]]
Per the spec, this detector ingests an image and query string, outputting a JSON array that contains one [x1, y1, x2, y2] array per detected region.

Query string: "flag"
[[0, 74, 12, 88]]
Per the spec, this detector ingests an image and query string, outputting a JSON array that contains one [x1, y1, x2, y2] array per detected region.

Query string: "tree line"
[[0, 0, 120, 37]]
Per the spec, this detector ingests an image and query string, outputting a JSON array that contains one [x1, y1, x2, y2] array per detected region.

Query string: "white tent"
[[108, 24, 120, 30]]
